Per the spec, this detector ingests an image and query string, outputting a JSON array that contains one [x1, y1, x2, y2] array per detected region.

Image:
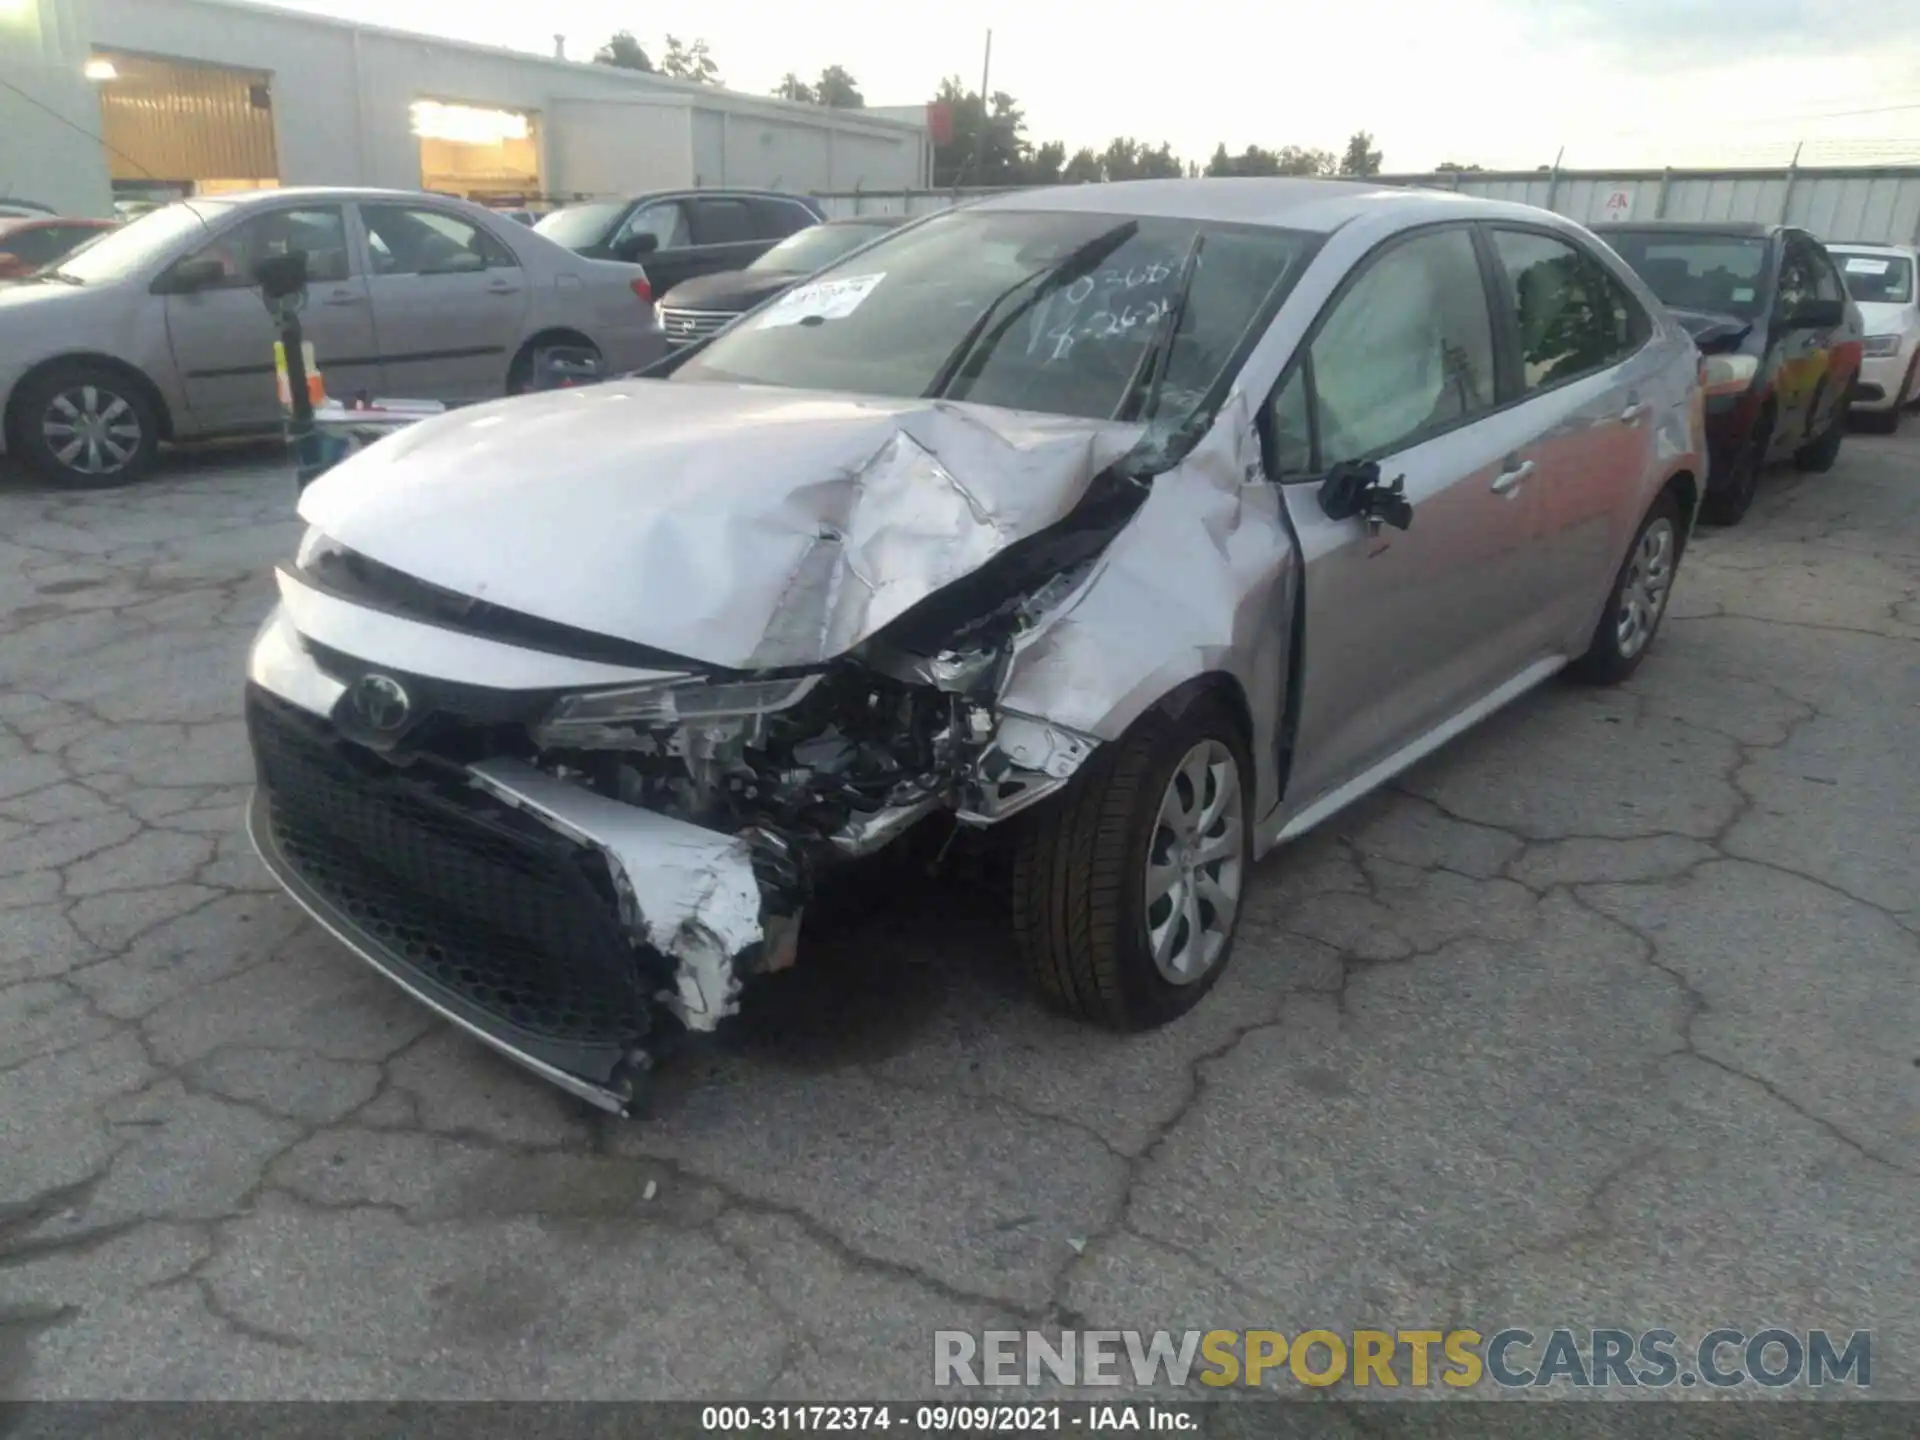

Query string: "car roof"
[[1591, 220, 1776, 238], [1825, 240, 1917, 255], [964, 177, 1590, 235], [827, 214, 907, 226]]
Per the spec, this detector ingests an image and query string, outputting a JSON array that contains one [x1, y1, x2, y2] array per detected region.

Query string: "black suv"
[[532, 189, 825, 296], [1594, 221, 1863, 525]]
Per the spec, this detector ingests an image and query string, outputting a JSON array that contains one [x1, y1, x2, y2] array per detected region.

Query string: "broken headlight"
[[536, 674, 824, 743]]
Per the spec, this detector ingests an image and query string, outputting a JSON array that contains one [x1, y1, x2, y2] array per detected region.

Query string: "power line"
[[0, 74, 159, 181]]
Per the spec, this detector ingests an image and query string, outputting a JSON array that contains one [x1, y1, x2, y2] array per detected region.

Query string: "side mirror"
[[161, 257, 228, 294], [1783, 297, 1843, 330], [1318, 459, 1413, 534]]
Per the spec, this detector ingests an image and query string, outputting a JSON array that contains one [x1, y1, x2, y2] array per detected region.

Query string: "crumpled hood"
[[298, 378, 1144, 670]]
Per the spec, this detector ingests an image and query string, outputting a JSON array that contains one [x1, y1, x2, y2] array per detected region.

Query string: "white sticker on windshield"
[[1731, 287, 1756, 302], [1843, 256, 1890, 275], [754, 272, 885, 330]]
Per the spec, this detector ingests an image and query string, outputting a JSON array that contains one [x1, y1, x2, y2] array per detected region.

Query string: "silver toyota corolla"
[[0, 187, 666, 486], [244, 179, 1705, 1113]]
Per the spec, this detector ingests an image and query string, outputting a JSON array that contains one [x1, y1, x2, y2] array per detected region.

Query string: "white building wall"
[[13, 0, 926, 212], [549, 99, 691, 197], [0, 0, 116, 216]]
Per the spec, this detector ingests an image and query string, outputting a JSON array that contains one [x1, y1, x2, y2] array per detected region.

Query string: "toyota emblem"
[[347, 673, 412, 732]]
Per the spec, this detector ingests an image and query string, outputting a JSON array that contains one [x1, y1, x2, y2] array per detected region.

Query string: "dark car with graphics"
[[1594, 221, 1862, 525]]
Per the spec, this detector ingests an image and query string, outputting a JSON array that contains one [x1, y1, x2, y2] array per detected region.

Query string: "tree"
[[1435, 161, 1484, 172], [1025, 140, 1066, 185], [930, 76, 1031, 186], [1061, 147, 1102, 184], [594, 30, 653, 72], [814, 64, 864, 109], [1207, 144, 1283, 177], [660, 35, 720, 85], [1339, 130, 1382, 176], [1276, 145, 1337, 176], [773, 72, 814, 102]]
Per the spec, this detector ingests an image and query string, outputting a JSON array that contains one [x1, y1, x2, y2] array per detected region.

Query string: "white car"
[[1827, 241, 1920, 431]]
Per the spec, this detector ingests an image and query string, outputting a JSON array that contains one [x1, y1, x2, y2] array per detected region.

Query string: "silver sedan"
[[245, 179, 1705, 1114], [0, 186, 667, 486]]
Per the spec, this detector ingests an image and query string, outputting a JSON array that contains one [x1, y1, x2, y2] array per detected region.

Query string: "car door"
[[609, 199, 694, 290], [1268, 224, 1551, 811], [1802, 240, 1862, 435], [685, 195, 775, 276], [161, 203, 378, 431], [359, 203, 531, 401], [1765, 233, 1828, 453], [1482, 225, 1660, 649]]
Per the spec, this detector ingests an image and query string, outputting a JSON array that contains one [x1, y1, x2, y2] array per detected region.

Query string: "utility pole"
[[966, 28, 992, 186]]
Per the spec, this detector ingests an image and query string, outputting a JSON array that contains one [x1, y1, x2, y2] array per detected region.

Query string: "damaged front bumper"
[[242, 598, 1101, 1115]]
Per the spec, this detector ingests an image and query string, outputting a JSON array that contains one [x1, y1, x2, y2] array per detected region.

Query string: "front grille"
[[659, 307, 736, 346], [248, 689, 650, 1059]]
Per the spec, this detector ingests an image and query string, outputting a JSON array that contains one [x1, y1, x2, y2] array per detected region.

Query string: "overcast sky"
[[271, 0, 1920, 171]]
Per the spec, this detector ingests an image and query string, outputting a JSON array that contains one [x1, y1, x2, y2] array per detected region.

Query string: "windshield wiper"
[[1114, 232, 1205, 425], [923, 221, 1139, 401], [34, 271, 84, 285]]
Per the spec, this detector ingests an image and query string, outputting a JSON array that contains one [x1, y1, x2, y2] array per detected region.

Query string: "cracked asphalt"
[[0, 433, 1914, 1403]]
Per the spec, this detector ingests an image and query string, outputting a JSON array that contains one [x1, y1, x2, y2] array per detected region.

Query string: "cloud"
[[1526, 0, 1914, 68]]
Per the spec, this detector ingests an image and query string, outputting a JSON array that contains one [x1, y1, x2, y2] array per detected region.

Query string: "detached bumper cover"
[[246, 689, 653, 1112], [245, 679, 776, 1115]]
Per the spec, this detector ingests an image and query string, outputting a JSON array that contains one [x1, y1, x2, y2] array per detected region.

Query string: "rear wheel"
[[10, 363, 159, 487], [1569, 492, 1682, 686], [507, 337, 601, 395], [1010, 695, 1250, 1030]]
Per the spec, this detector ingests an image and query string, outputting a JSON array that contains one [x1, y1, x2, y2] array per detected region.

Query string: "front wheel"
[[1569, 491, 1683, 686], [10, 364, 159, 487], [1794, 394, 1848, 471], [1010, 696, 1251, 1030]]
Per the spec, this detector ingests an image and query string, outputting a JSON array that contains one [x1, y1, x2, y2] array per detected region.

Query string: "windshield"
[[748, 222, 895, 275], [672, 208, 1315, 443], [1600, 232, 1771, 319], [1831, 250, 1914, 305], [532, 202, 625, 249], [52, 201, 231, 284]]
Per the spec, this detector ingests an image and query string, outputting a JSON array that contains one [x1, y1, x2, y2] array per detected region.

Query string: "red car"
[[0, 216, 119, 280]]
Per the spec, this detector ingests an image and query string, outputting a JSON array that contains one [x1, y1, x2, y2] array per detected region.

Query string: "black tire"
[[9, 363, 160, 487], [1569, 491, 1684, 686], [507, 337, 601, 396], [1858, 404, 1902, 435], [1794, 393, 1848, 472], [1904, 355, 1920, 411], [1010, 693, 1252, 1030], [1699, 409, 1769, 527]]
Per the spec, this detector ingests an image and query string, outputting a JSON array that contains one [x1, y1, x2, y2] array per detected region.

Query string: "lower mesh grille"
[[248, 689, 649, 1051]]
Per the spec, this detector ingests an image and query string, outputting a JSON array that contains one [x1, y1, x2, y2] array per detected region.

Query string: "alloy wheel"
[[1615, 517, 1676, 660], [1144, 739, 1245, 985], [42, 385, 143, 477]]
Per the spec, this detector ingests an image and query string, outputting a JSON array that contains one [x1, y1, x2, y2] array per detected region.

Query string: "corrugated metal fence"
[[812, 166, 1920, 245]]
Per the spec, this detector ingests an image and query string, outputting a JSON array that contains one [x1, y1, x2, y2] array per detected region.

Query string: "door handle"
[[1619, 401, 1648, 424], [1490, 459, 1535, 496], [323, 291, 362, 306], [486, 281, 520, 295]]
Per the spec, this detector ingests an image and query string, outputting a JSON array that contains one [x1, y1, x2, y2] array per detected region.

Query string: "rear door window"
[[1489, 228, 1648, 393], [360, 206, 516, 275], [690, 197, 759, 246], [750, 198, 816, 238]]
